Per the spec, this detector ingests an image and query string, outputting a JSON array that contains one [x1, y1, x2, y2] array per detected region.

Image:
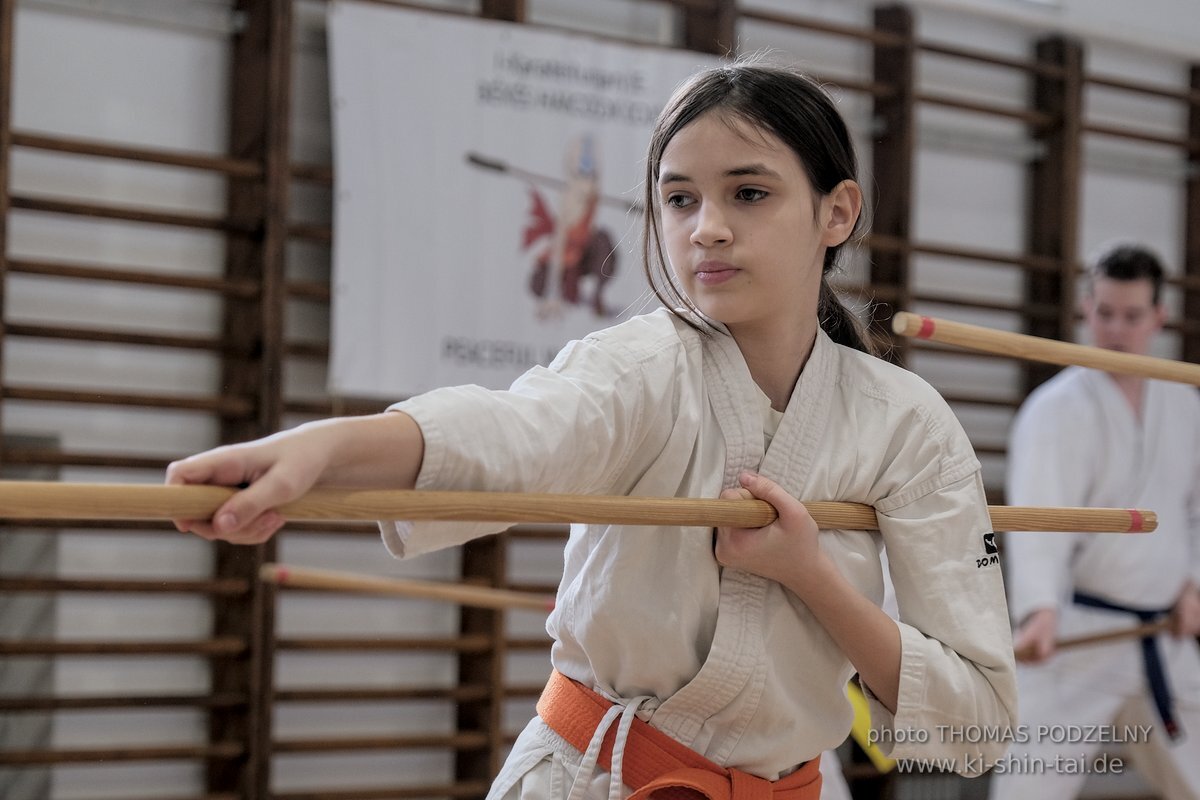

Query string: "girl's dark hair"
[[641, 61, 874, 354]]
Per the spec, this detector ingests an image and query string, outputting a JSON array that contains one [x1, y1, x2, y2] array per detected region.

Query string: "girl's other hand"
[[714, 471, 825, 588]]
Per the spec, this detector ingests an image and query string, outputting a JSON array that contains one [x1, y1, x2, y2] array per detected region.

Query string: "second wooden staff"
[[260, 563, 556, 612], [893, 311, 1200, 387], [0, 481, 1156, 533], [1014, 620, 1172, 663]]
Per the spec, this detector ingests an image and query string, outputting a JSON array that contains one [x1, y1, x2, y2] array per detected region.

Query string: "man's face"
[[1082, 276, 1165, 357]]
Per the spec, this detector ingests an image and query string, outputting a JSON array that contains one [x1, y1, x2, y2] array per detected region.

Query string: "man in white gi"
[[990, 243, 1200, 799]]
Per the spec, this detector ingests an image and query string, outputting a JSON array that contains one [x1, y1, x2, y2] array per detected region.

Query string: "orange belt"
[[536, 670, 822, 800]]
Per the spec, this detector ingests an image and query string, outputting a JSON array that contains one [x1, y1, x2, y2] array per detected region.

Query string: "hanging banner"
[[327, 1, 715, 398]]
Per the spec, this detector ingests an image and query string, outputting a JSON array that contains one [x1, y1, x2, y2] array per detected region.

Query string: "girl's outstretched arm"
[[165, 411, 424, 544], [715, 471, 902, 711]]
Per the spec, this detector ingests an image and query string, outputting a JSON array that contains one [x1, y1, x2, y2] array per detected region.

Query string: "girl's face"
[[657, 110, 856, 336]]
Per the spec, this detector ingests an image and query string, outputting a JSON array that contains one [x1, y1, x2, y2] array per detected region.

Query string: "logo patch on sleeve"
[[976, 532, 1000, 568]]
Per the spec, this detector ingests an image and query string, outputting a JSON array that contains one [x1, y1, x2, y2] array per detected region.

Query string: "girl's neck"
[[731, 316, 819, 412]]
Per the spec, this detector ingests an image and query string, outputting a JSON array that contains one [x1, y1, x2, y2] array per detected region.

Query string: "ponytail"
[[817, 278, 875, 356]]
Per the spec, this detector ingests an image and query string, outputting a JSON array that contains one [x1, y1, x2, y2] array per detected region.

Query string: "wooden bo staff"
[[260, 563, 556, 612], [892, 311, 1200, 387], [0, 482, 1155, 533], [261, 567, 1180, 646], [1015, 619, 1172, 663], [263, 565, 1181, 641]]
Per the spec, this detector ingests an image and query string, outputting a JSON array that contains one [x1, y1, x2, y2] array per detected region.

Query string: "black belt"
[[1073, 591, 1180, 740]]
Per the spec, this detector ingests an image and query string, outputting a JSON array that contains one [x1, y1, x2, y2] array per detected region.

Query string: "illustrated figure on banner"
[[465, 136, 621, 322], [523, 133, 618, 320]]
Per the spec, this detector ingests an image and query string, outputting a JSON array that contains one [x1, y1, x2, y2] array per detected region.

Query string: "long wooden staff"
[[0, 482, 1155, 533], [263, 563, 1178, 673], [892, 311, 1200, 386], [260, 563, 555, 612], [262, 563, 1179, 658], [1015, 619, 1172, 662]]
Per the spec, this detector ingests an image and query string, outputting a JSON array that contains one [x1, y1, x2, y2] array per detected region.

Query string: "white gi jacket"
[[1005, 367, 1200, 621], [383, 309, 1017, 788]]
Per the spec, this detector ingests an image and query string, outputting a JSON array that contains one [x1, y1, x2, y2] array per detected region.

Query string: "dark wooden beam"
[[682, 0, 736, 56], [1185, 64, 1200, 365], [1024, 36, 1083, 393], [869, 5, 916, 363], [222, 0, 289, 439], [454, 535, 510, 795], [481, 0, 525, 23], [210, 0, 293, 796], [0, 0, 14, 468]]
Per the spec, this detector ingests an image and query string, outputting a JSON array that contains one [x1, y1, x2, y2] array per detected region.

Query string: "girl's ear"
[[820, 180, 862, 247]]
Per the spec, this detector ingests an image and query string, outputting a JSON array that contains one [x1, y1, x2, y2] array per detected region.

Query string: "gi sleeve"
[[863, 470, 1018, 776], [379, 323, 686, 558], [1002, 390, 1092, 623]]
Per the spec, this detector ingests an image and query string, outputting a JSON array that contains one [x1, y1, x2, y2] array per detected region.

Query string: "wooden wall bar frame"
[[1186, 64, 1200, 365], [454, 535, 511, 784], [870, 4, 916, 362], [211, 0, 293, 796], [0, 0, 13, 462], [1024, 35, 1083, 393], [481, 0, 525, 23], [682, 0, 737, 56]]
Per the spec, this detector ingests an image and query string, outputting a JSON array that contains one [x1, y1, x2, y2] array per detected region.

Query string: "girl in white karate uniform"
[[168, 60, 1017, 799]]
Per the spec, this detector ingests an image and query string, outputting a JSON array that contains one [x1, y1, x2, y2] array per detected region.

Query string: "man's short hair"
[[1088, 242, 1166, 305]]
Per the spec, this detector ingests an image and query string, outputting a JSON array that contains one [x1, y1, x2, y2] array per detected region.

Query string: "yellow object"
[[847, 681, 896, 773]]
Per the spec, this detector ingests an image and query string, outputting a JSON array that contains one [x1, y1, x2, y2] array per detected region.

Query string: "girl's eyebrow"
[[727, 163, 783, 179], [659, 163, 783, 185]]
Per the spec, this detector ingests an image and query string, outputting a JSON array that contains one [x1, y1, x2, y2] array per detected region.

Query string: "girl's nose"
[[690, 203, 732, 247]]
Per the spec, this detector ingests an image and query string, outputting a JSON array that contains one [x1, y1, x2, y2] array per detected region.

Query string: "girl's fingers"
[[210, 469, 308, 538], [166, 448, 264, 533], [165, 458, 215, 533], [256, 511, 287, 543], [167, 451, 232, 487], [737, 471, 808, 524], [239, 511, 286, 545], [182, 520, 220, 541], [164, 458, 204, 487], [164, 442, 299, 541], [183, 509, 285, 544]]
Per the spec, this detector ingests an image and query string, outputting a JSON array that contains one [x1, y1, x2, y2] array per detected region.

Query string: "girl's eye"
[[736, 187, 768, 203], [664, 194, 694, 209]]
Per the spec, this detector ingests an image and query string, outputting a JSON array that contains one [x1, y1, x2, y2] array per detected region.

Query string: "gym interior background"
[[1, 0, 1198, 798]]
